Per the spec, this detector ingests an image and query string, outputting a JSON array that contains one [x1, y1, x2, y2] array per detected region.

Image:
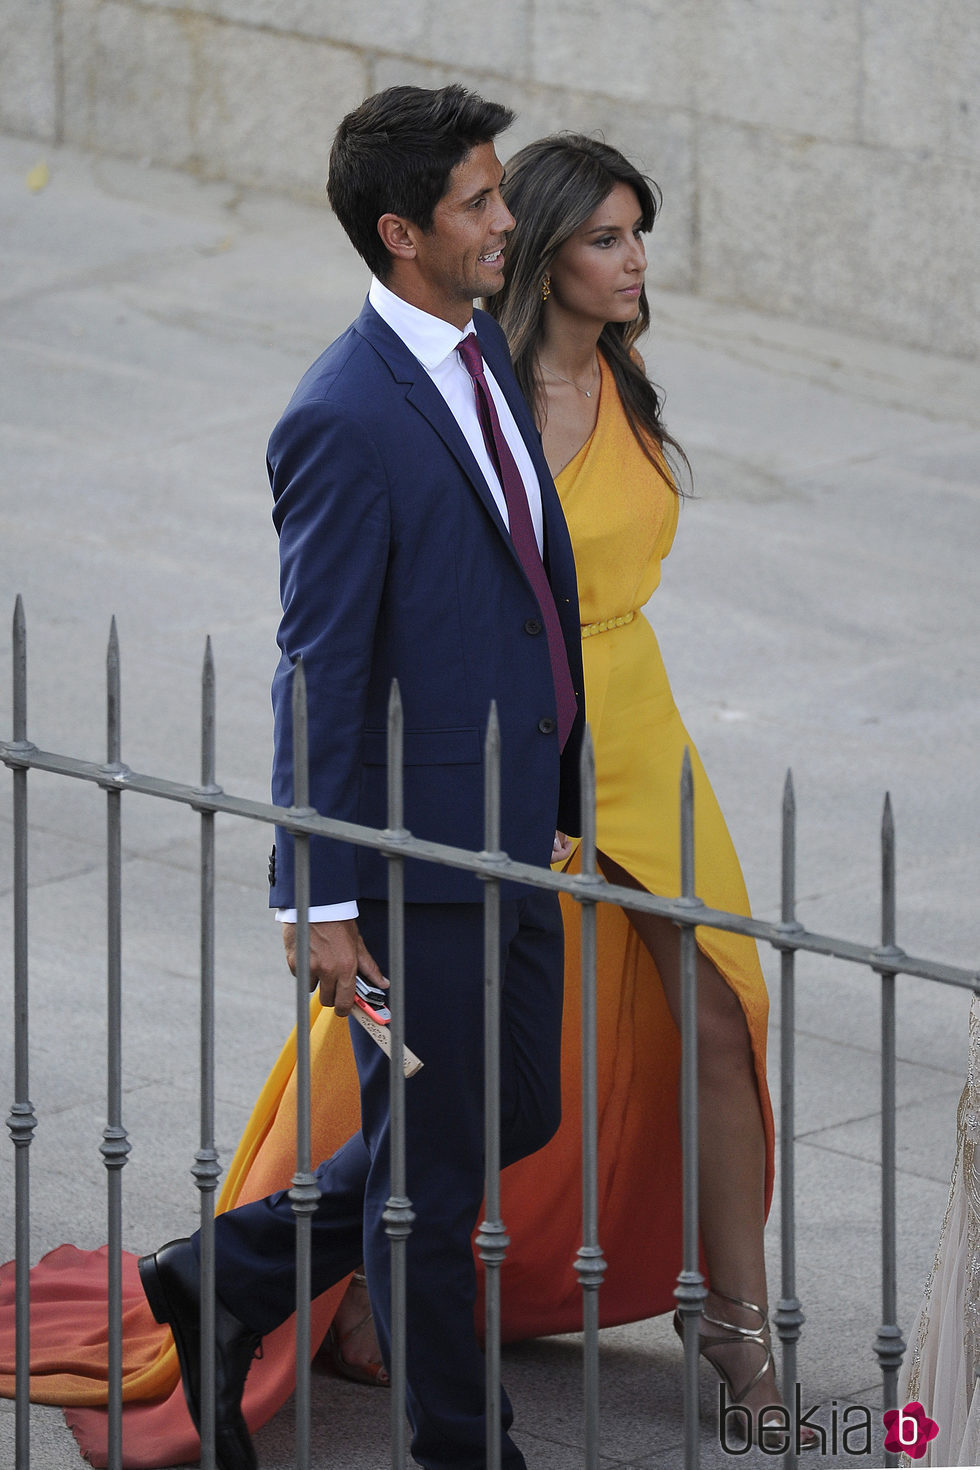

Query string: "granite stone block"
[[0, 0, 58, 138], [416, 0, 529, 78], [192, 20, 366, 194], [695, 0, 862, 141], [87, 0, 195, 167], [942, 0, 980, 159], [698, 120, 980, 358], [861, 0, 980, 160], [529, 0, 696, 110], [59, 0, 118, 146], [860, 0, 947, 153], [127, 0, 429, 55]]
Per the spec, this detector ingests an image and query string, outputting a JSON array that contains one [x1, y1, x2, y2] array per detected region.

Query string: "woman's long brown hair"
[[487, 132, 689, 490]]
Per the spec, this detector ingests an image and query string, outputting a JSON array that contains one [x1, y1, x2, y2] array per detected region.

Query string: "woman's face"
[[547, 182, 646, 328]]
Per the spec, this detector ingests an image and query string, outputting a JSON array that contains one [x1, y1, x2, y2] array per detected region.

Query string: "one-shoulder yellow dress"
[[474, 353, 774, 1335], [0, 357, 774, 1466]]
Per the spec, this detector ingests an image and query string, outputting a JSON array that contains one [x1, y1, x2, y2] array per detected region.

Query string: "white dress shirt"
[[278, 277, 544, 924], [365, 276, 544, 552]]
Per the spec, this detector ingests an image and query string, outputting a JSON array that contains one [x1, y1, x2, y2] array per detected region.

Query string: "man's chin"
[[478, 273, 505, 298]]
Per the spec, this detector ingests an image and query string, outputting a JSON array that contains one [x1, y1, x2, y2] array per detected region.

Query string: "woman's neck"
[[537, 315, 603, 379]]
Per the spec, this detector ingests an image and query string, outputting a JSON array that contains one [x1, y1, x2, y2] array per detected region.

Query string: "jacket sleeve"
[[268, 397, 391, 908]]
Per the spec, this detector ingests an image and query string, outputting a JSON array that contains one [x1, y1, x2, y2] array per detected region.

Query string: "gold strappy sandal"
[[674, 1289, 818, 1451]]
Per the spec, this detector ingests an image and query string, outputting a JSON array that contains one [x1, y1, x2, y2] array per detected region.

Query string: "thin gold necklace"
[[539, 357, 600, 399]]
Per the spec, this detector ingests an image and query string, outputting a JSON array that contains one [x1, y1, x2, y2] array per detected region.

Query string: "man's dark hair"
[[326, 85, 515, 280]]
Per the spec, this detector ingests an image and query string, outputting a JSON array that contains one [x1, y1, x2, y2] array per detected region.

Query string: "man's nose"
[[495, 199, 516, 236]]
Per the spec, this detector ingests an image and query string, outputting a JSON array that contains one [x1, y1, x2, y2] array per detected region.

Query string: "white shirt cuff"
[[276, 901, 359, 923]]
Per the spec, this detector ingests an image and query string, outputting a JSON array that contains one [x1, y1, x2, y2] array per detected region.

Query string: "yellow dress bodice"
[[555, 356, 678, 628]]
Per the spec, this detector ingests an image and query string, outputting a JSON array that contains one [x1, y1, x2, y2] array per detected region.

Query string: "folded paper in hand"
[[351, 1005, 423, 1077]]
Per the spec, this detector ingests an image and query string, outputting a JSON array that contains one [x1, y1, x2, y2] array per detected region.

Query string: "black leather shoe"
[[138, 1237, 261, 1470]]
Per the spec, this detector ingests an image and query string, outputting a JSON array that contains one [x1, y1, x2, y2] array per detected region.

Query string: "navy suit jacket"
[[267, 299, 585, 907]]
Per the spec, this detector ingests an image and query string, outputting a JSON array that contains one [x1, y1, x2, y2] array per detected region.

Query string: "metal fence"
[[4, 596, 979, 1470]]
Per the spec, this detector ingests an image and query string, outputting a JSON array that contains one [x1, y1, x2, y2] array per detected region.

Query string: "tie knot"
[[457, 333, 485, 380]]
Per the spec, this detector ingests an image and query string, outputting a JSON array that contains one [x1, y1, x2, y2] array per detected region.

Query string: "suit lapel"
[[353, 300, 569, 594], [353, 301, 512, 547]]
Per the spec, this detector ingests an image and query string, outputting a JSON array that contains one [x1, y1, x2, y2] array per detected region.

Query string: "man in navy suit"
[[139, 84, 584, 1469]]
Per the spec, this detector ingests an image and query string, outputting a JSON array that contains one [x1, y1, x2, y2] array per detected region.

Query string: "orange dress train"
[[0, 356, 773, 1466]]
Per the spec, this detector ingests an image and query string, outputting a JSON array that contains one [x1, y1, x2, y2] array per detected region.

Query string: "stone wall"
[[4, 0, 978, 358]]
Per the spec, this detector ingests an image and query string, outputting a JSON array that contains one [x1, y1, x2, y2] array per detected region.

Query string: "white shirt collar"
[[368, 276, 474, 370]]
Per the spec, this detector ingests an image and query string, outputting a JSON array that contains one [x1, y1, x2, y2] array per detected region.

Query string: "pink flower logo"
[[882, 1402, 939, 1459]]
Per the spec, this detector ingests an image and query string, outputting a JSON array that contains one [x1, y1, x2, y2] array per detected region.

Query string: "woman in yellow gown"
[[0, 135, 786, 1463], [485, 132, 791, 1439]]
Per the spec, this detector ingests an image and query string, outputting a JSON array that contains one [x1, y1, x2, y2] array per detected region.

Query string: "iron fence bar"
[[287, 660, 318, 1470], [3, 737, 976, 995], [7, 596, 36, 1470], [193, 640, 221, 1470], [476, 703, 505, 1470], [573, 728, 605, 1469], [875, 794, 905, 1467], [773, 771, 803, 1469], [675, 749, 706, 1470], [101, 619, 131, 1470], [383, 679, 412, 1470]]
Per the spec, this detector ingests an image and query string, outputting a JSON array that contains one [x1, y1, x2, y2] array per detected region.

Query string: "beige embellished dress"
[[899, 994, 980, 1466]]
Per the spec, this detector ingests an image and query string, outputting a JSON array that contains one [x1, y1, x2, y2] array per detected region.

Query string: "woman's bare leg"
[[598, 852, 780, 1418]]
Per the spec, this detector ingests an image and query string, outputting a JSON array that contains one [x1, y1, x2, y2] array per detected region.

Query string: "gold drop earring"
[[541, 274, 551, 303]]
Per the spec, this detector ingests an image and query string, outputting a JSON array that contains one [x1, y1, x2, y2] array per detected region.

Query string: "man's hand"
[[553, 830, 574, 864], [281, 918, 387, 1018]]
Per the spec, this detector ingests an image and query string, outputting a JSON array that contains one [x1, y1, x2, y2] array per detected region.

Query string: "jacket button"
[[524, 618, 543, 635], [537, 717, 556, 735]]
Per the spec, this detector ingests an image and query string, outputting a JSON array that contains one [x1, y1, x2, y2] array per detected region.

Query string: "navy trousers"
[[210, 891, 564, 1469]]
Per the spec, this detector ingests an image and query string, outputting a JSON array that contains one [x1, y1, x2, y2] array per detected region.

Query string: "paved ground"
[[1, 133, 979, 1470]]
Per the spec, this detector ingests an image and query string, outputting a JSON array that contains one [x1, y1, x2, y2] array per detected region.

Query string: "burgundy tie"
[[457, 333, 577, 750]]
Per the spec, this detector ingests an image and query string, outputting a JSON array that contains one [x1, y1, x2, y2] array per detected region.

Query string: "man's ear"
[[377, 213, 418, 263]]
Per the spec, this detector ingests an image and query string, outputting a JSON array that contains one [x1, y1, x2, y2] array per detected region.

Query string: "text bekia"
[[718, 1384, 873, 1456]]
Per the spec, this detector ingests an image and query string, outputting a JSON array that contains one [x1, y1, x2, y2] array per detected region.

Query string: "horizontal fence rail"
[[5, 725, 976, 993], [5, 601, 980, 1470]]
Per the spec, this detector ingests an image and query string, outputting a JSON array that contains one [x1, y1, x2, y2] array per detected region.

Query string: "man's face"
[[404, 141, 515, 328]]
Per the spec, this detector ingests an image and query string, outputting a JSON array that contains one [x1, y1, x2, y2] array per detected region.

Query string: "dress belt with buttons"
[[580, 609, 637, 639]]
